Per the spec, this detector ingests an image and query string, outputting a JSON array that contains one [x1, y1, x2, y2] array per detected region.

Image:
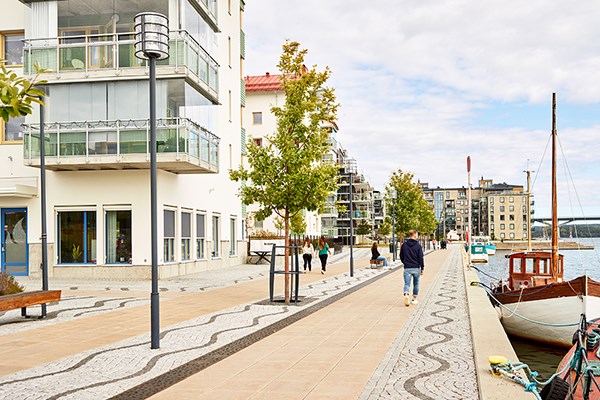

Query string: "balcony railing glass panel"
[[23, 118, 219, 172], [23, 30, 219, 95]]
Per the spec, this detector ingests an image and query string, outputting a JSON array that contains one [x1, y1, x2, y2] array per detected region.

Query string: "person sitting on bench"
[[371, 242, 388, 266]]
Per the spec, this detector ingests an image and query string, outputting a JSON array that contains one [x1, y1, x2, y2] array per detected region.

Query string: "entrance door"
[[1, 208, 28, 276]]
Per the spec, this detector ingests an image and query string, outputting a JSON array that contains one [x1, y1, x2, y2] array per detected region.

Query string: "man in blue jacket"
[[399, 229, 424, 307]]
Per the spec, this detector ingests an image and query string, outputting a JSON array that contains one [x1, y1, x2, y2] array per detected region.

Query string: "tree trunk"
[[284, 209, 290, 304]]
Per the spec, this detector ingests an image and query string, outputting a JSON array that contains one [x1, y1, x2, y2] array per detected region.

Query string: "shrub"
[[0, 271, 24, 296]]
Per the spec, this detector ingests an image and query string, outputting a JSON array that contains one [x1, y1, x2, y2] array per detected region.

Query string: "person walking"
[[302, 237, 314, 272], [316, 236, 331, 274], [370, 242, 388, 266], [400, 229, 425, 307]]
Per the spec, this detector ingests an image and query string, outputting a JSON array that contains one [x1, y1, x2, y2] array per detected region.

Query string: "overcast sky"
[[243, 1, 600, 219]]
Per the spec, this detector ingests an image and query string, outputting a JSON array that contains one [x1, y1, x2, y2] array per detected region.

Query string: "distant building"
[[422, 178, 532, 241]]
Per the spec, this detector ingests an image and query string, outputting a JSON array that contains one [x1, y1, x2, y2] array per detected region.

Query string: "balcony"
[[23, 30, 219, 102], [23, 118, 219, 174]]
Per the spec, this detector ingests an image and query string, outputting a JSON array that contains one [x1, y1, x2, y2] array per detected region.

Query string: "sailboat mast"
[[525, 166, 532, 252], [551, 93, 559, 278]]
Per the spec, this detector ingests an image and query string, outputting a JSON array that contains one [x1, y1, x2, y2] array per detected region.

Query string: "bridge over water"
[[532, 216, 600, 225]]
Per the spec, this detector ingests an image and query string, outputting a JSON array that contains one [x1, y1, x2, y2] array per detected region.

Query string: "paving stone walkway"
[[0, 255, 391, 400], [360, 247, 478, 400]]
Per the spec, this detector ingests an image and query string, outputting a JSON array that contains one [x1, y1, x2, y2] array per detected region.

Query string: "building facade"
[[244, 72, 376, 244], [422, 178, 531, 241], [0, 0, 247, 279]]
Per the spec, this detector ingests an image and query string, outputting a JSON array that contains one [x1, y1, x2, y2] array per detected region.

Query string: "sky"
[[243, 0, 600, 219]]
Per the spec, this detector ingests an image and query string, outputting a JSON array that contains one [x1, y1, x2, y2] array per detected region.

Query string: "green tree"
[[0, 64, 47, 122], [386, 169, 436, 240], [230, 41, 339, 303], [355, 219, 372, 236], [378, 220, 392, 238], [290, 213, 307, 236]]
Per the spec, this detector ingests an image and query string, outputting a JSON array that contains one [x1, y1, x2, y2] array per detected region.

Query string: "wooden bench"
[[370, 259, 385, 268], [0, 290, 62, 318]]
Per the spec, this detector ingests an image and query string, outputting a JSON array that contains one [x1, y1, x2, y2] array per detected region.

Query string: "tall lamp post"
[[390, 188, 397, 261], [348, 161, 355, 277], [134, 12, 169, 350], [39, 92, 48, 317]]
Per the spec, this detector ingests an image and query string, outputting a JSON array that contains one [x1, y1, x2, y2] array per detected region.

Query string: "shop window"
[[212, 215, 220, 257], [196, 214, 205, 259], [164, 210, 175, 262], [106, 210, 131, 264], [181, 211, 191, 260], [58, 211, 96, 264], [230, 217, 236, 255]]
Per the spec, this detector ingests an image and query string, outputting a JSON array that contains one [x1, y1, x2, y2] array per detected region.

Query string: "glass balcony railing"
[[23, 117, 219, 174], [23, 30, 219, 97]]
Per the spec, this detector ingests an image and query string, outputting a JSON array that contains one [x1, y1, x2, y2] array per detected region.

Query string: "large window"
[[212, 215, 220, 257], [106, 210, 131, 264], [58, 211, 96, 264], [196, 213, 205, 259], [164, 210, 175, 262], [181, 211, 191, 260], [2, 32, 24, 66], [230, 218, 236, 255]]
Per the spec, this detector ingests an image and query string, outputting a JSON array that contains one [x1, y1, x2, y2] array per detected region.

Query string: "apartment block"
[[422, 178, 531, 241], [0, 0, 247, 279], [244, 72, 376, 243]]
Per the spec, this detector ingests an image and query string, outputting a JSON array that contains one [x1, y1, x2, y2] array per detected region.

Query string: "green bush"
[[0, 271, 24, 296]]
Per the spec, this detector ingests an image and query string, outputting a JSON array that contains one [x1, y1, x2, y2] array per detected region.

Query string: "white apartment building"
[[0, 0, 247, 279], [243, 73, 322, 237]]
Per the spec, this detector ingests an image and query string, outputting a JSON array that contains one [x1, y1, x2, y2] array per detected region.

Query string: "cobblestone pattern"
[[360, 248, 479, 400], [0, 265, 393, 400]]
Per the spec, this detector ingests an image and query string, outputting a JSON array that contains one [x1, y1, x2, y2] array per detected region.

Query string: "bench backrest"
[[0, 290, 62, 312]]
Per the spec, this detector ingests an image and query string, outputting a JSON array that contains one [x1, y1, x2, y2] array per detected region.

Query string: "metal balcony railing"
[[23, 30, 219, 97], [22, 117, 219, 173]]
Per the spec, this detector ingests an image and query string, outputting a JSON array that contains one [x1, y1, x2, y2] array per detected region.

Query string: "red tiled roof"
[[245, 73, 284, 92]]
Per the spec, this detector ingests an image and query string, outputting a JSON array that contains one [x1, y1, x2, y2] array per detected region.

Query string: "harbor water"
[[474, 238, 600, 378]]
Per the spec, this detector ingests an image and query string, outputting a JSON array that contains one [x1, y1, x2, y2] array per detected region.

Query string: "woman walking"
[[316, 237, 331, 274], [370, 242, 388, 266], [302, 237, 314, 272]]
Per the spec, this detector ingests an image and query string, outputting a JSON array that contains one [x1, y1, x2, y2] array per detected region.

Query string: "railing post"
[[55, 40, 60, 79], [116, 120, 120, 157], [85, 123, 89, 161]]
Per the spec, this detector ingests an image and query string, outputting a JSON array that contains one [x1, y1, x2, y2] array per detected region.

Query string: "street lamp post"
[[390, 188, 397, 262], [349, 170, 354, 277], [134, 12, 169, 350], [39, 94, 48, 317]]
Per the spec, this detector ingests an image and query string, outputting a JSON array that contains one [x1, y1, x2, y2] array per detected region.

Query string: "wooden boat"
[[545, 316, 600, 399], [492, 94, 600, 348]]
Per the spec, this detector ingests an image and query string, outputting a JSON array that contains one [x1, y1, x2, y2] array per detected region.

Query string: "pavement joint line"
[[0, 263, 398, 400]]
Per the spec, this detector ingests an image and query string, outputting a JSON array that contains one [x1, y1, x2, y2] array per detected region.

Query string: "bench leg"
[[21, 306, 27, 318]]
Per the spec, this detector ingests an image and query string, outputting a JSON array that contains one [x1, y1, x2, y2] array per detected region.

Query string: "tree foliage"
[[386, 169, 437, 240], [0, 64, 47, 122], [230, 41, 339, 302], [355, 219, 372, 236], [378, 220, 392, 237]]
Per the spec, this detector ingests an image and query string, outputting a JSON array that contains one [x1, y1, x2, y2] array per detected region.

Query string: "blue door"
[[1, 208, 29, 276]]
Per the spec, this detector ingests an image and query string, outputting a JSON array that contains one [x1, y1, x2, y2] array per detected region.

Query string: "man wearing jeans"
[[399, 229, 425, 307]]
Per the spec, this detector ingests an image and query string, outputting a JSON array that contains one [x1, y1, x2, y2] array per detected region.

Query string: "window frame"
[[252, 112, 263, 125], [57, 210, 97, 265], [181, 211, 192, 261], [1, 31, 25, 67], [196, 213, 206, 260], [163, 209, 176, 262]]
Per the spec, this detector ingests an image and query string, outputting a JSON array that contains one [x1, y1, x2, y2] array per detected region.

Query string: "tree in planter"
[[386, 169, 437, 242], [230, 41, 339, 303], [355, 219, 372, 244]]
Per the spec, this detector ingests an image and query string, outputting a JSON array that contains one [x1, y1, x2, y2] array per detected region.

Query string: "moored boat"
[[490, 94, 600, 348], [551, 315, 600, 399], [470, 243, 489, 263]]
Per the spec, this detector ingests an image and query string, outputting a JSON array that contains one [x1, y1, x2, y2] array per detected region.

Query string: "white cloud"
[[243, 0, 600, 217]]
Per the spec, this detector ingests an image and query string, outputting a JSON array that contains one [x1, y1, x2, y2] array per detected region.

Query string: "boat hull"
[[494, 276, 600, 347]]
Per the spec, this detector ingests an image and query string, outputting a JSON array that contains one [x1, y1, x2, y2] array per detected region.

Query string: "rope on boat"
[[470, 281, 581, 327], [470, 265, 501, 281]]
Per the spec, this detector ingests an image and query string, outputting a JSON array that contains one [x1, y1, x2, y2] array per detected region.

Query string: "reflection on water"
[[509, 336, 566, 379], [475, 238, 600, 376]]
